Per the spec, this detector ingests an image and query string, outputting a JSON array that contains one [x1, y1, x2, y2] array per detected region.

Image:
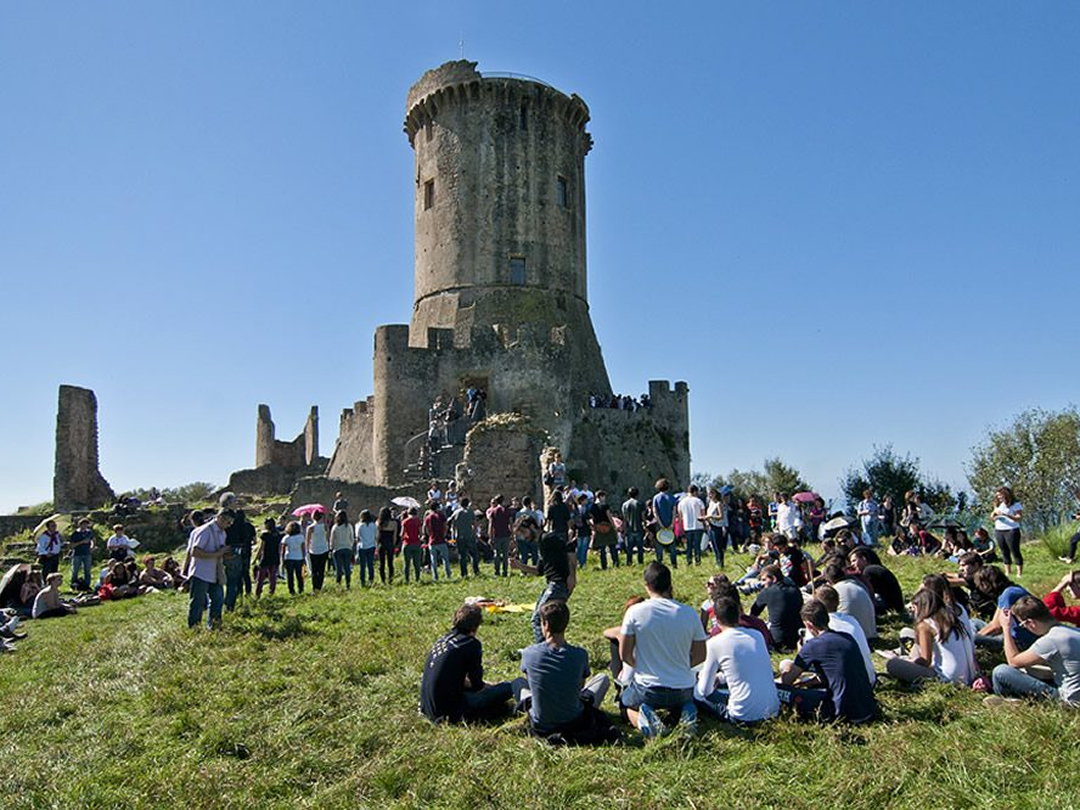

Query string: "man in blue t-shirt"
[[778, 599, 876, 724], [651, 478, 679, 567], [512, 601, 610, 735]]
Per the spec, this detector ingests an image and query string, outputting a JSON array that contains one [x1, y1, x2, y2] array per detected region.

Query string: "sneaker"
[[678, 702, 698, 737], [637, 703, 666, 738], [1060, 557, 1074, 564]]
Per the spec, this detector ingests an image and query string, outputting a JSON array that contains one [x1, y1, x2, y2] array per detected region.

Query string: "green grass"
[[2, 544, 1080, 809]]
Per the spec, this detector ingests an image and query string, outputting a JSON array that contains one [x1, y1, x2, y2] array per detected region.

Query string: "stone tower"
[[54, 385, 115, 510]]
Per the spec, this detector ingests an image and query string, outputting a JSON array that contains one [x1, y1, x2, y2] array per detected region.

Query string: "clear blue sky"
[[2, 2, 1077, 513]]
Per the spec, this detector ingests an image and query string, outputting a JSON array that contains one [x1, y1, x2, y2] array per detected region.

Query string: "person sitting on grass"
[[945, 552, 997, 621], [162, 557, 187, 591], [972, 566, 1035, 651], [750, 564, 804, 651], [618, 562, 707, 738], [32, 573, 77, 619], [777, 599, 877, 724], [823, 561, 877, 642], [988, 595, 1080, 705], [813, 584, 876, 687], [1041, 572, 1080, 627], [694, 596, 780, 725], [139, 556, 173, 590], [419, 603, 512, 723], [511, 600, 616, 743], [847, 547, 905, 616], [19, 570, 43, 614], [699, 574, 772, 649], [883, 588, 977, 687]]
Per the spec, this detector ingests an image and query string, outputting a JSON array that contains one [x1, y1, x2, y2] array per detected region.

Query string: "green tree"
[[967, 407, 1080, 532], [707, 457, 810, 501], [840, 445, 958, 516]]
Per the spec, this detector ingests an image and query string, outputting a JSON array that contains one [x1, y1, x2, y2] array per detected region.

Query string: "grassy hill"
[[2, 542, 1079, 809]]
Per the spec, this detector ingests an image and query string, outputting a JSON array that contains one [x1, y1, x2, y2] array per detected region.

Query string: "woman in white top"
[[330, 510, 355, 589], [354, 510, 378, 587], [280, 521, 307, 595], [991, 486, 1023, 577], [705, 488, 727, 569], [885, 588, 977, 686], [305, 512, 330, 592]]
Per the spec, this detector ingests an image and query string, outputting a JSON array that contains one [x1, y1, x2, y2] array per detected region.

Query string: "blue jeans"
[[224, 555, 245, 611], [576, 535, 590, 567], [709, 526, 726, 567], [655, 539, 679, 567], [458, 540, 480, 576], [992, 664, 1058, 700], [430, 543, 451, 580], [493, 537, 510, 576], [531, 581, 571, 643], [188, 577, 224, 628], [517, 538, 538, 566], [357, 547, 376, 585], [71, 551, 93, 587], [685, 530, 704, 565], [403, 545, 423, 582], [461, 681, 513, 719], [333, 548, 353, 586], [624, 531, 644, 564]]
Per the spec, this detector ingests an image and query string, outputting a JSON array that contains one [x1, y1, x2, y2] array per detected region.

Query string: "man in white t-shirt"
[[694, 596, 780, 724], [775, 494, 803, 541], [991, 595, 1080, 704], [619, 562, 707, 738], [814, 584, 876, 686], [677, 485, 706, 567]]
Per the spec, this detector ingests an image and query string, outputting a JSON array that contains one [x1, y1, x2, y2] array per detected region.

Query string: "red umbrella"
[[291, 504, 327, 518], [792, 492, 820, 504]]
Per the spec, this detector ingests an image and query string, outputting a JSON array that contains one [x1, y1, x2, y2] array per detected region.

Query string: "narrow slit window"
[[557, 175, 568, 208], [509, 256, 526, 284], [425, 118, 433, 141], [520, 103, 528, 131], [424, 179, 435, 210]]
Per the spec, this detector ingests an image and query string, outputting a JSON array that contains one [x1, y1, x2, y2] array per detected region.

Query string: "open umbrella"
[[291, 504, 327, 518], [391, 496, 421, 510], [31, 513, 62, 537], [0, 563, 30, 605], [718, 485, 734, 496], [821, 515, 856, 534], [793, 492, 820, 504]]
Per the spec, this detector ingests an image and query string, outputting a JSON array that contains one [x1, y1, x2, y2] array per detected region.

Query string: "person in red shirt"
[[401, 507, 423, 583], [425, 501, 451, 581], [1043, 571, 1080, 626], [487, 495, 513, 577]]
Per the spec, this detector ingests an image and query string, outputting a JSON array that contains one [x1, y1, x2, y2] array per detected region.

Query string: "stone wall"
[[326, 398, 376, 481], [227, 461, 328, 498], [457, 414, 546, 508], [0, 515, 49, 543], [54, 385, 115, 511], [288, 476, 421, 518], [255, 404, 319, 469]]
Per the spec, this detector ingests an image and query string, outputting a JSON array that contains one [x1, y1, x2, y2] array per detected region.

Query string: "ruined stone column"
[[53, 385, 115, 510]]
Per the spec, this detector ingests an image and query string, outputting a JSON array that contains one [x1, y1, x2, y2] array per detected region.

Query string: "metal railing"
[[481, 71, 554, 88]]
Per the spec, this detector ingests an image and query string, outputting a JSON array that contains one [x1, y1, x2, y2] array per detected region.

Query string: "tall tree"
[[840, 445, 957, 516], [967, 407, 1080, 532]]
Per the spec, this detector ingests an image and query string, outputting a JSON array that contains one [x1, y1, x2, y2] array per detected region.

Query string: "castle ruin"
[[250, 61, 690, 505], [54, 385, 115, 510]]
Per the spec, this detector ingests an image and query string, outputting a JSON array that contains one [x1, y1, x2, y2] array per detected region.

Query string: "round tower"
[[404, 61, 593, 336]]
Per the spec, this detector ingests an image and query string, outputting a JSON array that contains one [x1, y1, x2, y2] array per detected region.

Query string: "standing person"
[[106, 524, 133, 562], [224, 509, 256, 610], [513, 500, 541, 568], [425, 501, 451, 581], [705, 488, 727, 569], [778, 600, 878, 724], [330, 510, 355, 589], [991, 486, 1023, 578], [376, 507, 399, 584], [879, 495, 896, 537], [354, 510, 378, 587], [332, 491, 349, 514], [572, 494, 592, 568], [487, 495, 513, 577], [546, 451, 568, 492], [35, 520, 64, 576], [69, 518, 96, 590], [989, 595, 1080, 704], [621, 487, 646, 566], [749, 564, 804, 651], [677, 485, 706, 567], [1057, 488, 1080, 564], [511, 601, 612, 739], [694, 596, 780, 725], [253, 518, 281, 597], [545, 490, 572, 542], [444, 481, 459, 516], [401, 507, 423, 583], [419, 603, 513, 723], [651, 479, 678, 567], [775, 494, 802, 541], [280, 521, 306, 595], [187, 509, 233, 629], [857, 489, 879, 547], [452, 498, 479, 578], [305, 511, 330, 591], [808, 497, 826, 542], [588, 491, 619, 570], [619, 562, 707, 738], [747, 495, 765, 549], [513, 528, 578, 644]]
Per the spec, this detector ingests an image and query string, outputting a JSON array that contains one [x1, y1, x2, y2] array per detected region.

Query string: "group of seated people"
[[418, 535, 1080, 743]]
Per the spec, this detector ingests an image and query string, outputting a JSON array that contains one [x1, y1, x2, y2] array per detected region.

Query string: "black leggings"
[[996, 528, 1023, 568], [379, 542, 395, 583]]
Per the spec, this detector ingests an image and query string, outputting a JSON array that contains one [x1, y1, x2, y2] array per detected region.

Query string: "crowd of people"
[[586, 392, 652, 411]]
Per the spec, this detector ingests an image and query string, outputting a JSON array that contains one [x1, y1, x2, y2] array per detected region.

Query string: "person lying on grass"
[[777, 599, 877, 725], [989, 596, 1080, 705]]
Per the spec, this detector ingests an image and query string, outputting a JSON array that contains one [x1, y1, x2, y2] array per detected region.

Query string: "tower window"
[[520, 103, 528, 131], [557, 176, 568, 208], [425, 118, 433, 141], [424, 179, 435, 210], [509, 256, 526, 284]]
